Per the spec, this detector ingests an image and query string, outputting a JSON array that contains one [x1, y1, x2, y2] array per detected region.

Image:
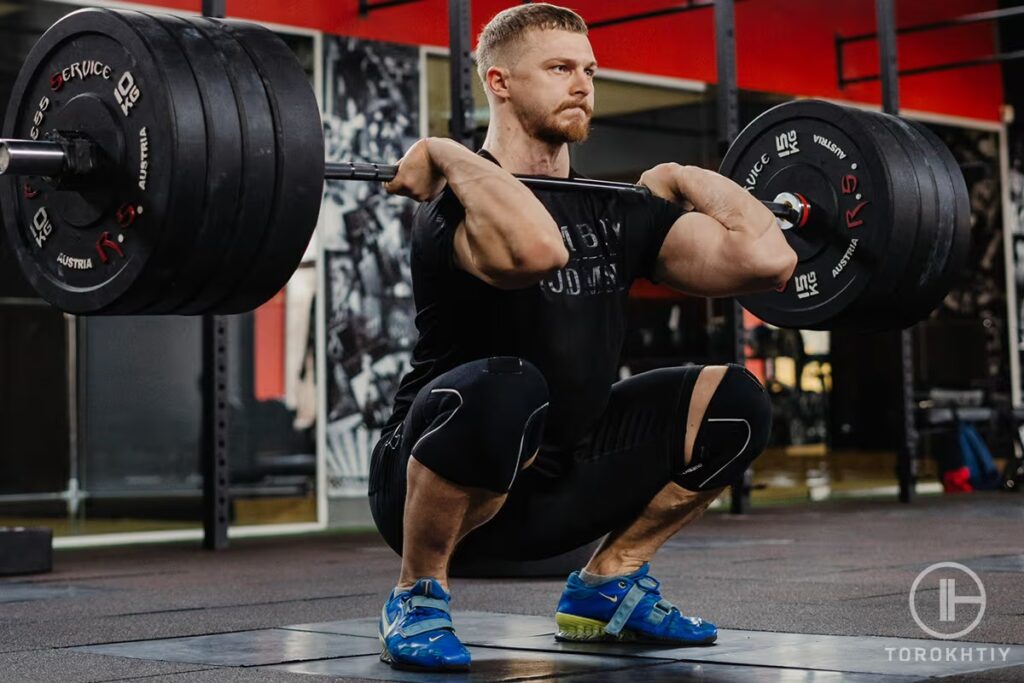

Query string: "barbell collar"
[[766, 194, 808, 229], [0, 139, 67, 177]]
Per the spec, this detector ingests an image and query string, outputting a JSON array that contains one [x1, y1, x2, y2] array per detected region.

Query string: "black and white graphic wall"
[[319, 36, 420, 497]]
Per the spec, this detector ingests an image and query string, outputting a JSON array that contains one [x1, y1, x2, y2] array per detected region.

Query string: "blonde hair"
[[475, 3, 588, 85]]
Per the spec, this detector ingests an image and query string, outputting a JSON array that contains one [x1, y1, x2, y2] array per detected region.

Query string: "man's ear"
[[486, 66, 511, 101]]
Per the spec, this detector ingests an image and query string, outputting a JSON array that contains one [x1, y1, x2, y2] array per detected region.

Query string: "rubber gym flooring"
[[1, 493, 1022, 682]]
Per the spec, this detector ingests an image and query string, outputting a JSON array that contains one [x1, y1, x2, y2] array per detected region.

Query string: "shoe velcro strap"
[[636, 576, 659, 591], [604, 583, 652, 636], [399, 616, 453, 637], [409, 595, 450, 612], [646, 599, 674, 626]]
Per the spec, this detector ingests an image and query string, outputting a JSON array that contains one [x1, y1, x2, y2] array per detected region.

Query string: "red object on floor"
[[942, 467, 973, 493]]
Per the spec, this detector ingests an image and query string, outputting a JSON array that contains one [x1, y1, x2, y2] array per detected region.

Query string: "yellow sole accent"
[[555, 612, 716, 646], [554, 612, 638, 642]]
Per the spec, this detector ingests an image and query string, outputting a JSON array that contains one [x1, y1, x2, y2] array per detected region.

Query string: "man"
[[373, 3, 797, 672]]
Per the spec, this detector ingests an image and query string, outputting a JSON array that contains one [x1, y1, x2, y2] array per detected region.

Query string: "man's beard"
[[515, 98, 592, 144]]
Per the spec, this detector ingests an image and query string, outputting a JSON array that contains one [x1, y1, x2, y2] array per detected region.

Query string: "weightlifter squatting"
[[371, 3, 798, 672]]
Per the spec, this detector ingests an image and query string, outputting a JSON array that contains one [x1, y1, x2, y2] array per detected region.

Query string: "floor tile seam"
[[65, 626, 310, 650], [237, 652, 384, 669], [466, 641, 677, 663], [498, 656, 676, 683], [4, 571, 185, 585], [101, 591, 378, 617], [718, 631, 1024, 648], [279, 626, 379, 640], [939, 660, 1024, 678], [86, 665, 225, 682], [667, 655, 923, 677]]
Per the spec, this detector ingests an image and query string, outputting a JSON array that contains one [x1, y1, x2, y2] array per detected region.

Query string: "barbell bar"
[[0, 139, 807, 227]]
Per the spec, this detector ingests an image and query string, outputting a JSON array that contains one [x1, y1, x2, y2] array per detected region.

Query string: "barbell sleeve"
[[0, 139, 67, 177]]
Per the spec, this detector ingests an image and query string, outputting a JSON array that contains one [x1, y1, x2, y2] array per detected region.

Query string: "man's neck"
[[481, 116, 570, 178]]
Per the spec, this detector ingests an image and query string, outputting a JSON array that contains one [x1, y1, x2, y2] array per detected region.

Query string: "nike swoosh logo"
[[598, 592, 618, 603], [428, 634, 445, 642]]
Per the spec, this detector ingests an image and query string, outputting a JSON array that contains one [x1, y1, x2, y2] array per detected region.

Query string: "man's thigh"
[[456, 365, 705, 561], [368, 357, 549, 555]]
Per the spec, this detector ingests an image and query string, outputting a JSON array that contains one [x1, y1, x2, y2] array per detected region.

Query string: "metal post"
[[200, 0, 230, 549], [448, 0, 475, 147], [876, 0, 900, 114], [714, 0, 739, 155], [876, 0, 916, 503], [201, 0, 225, 18], [65, 314, 80, 527], [715, 0, 750, 513], [201, 316, 230, 550]]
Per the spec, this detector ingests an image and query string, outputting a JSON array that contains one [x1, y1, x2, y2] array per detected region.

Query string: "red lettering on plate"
[[845, 201, 869, 229]]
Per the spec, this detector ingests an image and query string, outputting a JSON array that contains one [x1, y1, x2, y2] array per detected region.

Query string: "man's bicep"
[[652, 212, 756, 297]]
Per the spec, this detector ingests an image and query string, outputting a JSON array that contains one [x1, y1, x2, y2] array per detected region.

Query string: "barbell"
[[0, 8, 970, 330]]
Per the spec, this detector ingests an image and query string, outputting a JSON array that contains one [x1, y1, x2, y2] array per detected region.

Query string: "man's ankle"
[[395, 575, 449, 592], [582, 556, 646, 579]]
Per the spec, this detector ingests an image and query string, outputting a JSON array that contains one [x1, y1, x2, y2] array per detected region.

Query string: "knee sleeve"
[[410, 356, 549, 493], [674, 364, 772, 491]]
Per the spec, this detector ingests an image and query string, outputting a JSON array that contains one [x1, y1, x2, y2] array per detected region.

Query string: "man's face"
[[505, 29, 596, 145]]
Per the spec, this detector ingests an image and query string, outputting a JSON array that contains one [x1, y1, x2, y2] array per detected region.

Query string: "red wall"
[[253, 291, 286, 401], [139, 0, 1003, 121]]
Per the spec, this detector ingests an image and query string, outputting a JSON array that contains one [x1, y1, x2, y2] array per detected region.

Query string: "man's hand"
[[384, 138, 449, 201], [638, 163, 693, 210], [641, 163, 771, 228]]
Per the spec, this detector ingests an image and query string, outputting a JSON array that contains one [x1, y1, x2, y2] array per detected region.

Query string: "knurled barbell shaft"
[[323, 160, 804, 225], [0, 139, 66, 177]]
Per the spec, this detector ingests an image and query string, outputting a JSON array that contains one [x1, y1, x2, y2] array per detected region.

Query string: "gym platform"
[[2, 494, 1022, 682]]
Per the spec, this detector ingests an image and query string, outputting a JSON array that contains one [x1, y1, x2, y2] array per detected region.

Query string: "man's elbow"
[[523, 236, 570, 273], [483, 238, 569, 289]]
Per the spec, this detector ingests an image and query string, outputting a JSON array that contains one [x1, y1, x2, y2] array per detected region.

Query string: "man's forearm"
[[426, 139, 567, 272], [670, 165, 776, 238]]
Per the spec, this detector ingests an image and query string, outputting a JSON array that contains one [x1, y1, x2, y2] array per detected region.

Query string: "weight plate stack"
[[876, 113, 957, 328], [840, 107, 933, 331], [97, 9, 209, 314], [143, 13, 244, 315], [909, 120, 972, 323], [0, 7, 206, 314], [172, 16, 279, 315], [212, 20, 325, 314], [722, 100, 913, 330]]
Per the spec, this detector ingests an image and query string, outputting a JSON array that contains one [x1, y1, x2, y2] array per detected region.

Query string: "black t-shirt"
[[382, 151, 685, 450]]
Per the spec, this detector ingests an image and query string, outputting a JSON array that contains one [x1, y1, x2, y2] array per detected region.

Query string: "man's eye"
[[552, 65, 568, 73]]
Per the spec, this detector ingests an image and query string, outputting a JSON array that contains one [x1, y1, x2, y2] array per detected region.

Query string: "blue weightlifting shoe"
[[555, 563, 717, 645], [378, 578, 471, 671]]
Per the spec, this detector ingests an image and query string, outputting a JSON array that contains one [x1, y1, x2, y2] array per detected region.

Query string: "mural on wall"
[[320, 36, 419, 497], [1009, 128, 1024, 405]]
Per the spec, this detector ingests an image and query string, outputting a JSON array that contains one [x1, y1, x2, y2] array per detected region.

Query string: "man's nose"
[[570, 68, 592, 96]]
